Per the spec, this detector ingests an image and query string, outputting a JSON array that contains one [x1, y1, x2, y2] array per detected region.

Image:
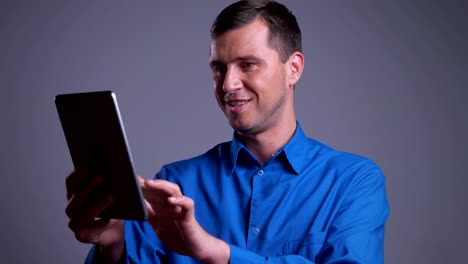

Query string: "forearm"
[[197, 236, 230, 264]]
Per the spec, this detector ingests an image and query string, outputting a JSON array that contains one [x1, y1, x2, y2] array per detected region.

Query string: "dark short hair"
[[211, 0, 302, 63]]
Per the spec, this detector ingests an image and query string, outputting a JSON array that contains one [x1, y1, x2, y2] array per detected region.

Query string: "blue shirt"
[[86, 122, 390, 263]]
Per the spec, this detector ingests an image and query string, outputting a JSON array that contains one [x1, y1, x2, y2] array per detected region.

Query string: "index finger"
[[141, 179, 182, 203], [65, 166, 91, 200]]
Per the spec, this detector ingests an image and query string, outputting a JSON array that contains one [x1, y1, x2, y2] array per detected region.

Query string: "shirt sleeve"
[[317, 161, 390, 263], [230, 160, 390, 264]]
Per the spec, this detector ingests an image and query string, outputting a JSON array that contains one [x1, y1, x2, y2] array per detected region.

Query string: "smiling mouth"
[[228, 100, 250, 107]]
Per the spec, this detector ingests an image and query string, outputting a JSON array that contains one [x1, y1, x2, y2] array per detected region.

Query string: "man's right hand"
[[65, 167, 125, 263]]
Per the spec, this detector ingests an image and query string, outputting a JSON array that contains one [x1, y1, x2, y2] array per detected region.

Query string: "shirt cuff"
[[229, 244, 264, 264]]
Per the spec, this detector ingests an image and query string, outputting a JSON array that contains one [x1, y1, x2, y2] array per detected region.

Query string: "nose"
[[223, 67, 242, 93]]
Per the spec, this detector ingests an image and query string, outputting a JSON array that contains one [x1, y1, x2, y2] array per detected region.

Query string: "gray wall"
[[1, 1, 467, 263]]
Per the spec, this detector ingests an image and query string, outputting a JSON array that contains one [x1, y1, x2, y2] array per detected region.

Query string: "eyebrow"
[[209, 56, 262, 68]]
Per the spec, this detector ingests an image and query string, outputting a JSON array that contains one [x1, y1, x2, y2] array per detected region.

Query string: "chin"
[[229, 120, 252, 134], [232, 123, 264, 136]]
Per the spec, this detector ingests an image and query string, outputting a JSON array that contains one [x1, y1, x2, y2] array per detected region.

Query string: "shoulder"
[[302, 138, 388, 211], [303, 137, 385, 183]]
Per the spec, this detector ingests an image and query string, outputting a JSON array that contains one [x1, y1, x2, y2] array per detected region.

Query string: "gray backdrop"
[[1, 1, 467, 263]]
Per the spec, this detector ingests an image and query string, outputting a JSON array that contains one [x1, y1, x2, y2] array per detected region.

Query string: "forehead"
[[209, 19, 277, 63]]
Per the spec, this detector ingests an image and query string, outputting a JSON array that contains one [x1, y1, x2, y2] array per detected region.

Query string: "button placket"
[[248, 168, 263, 246]]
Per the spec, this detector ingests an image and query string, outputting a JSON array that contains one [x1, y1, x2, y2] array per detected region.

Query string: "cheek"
[[213, 75, 224, 90], [213, 82, 225, 105], [263, 67, 286, 91], [248, 70, 279, 96], [212, 77, 221, 93], [214, 80, 222, 94]]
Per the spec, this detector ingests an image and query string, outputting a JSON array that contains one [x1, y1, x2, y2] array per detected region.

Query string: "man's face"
[[209, 19, 293, 135]]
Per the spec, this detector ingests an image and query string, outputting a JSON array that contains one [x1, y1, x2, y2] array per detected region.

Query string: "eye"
[[240, 61, 258, 72], [241, 62, 254, 70], [211, 64, 226, 76]]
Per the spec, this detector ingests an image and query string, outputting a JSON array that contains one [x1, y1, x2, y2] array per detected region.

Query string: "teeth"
[[229, 101, 247, 106]]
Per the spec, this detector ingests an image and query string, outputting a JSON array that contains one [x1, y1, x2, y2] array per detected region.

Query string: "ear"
[[286, 51, 304, 88]]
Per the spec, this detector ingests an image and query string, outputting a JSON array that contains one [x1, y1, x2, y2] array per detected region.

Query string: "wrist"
[[199, 237, 230, 264], [96, 240, 125, 264]]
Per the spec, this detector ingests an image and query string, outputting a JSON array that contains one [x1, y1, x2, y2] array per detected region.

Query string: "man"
[[66, 1, 390, 263]]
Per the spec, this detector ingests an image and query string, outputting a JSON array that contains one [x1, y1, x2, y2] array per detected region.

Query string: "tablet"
[[55, 91, 148, 220]]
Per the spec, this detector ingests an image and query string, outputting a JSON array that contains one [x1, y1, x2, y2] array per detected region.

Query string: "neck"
[[237, 117, 297, 165]]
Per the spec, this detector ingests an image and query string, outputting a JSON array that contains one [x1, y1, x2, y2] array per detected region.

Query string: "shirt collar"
[[229, 121, 308, 175], [281, 121, 308, 174], [230, 132, 248, 170]]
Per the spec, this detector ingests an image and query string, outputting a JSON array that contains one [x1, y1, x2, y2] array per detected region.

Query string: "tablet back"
[[55, 91, 147, 220]]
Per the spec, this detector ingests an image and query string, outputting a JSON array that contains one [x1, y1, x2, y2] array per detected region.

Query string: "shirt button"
[[257, 170, 264, 176], [252, 227, 260, 235]]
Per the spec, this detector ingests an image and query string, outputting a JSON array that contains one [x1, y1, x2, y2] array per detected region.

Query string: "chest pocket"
[[282, 231, 326, 259]]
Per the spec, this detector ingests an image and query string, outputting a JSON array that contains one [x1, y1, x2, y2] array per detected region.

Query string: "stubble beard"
[[232, 84, 288, 136]]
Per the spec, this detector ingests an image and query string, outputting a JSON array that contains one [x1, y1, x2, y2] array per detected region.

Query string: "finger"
[[72, 218, 111, 244], [144, 199, 159, 227], [142, 179, 182, 203], [167, 196, 195, 220], [66, 166, 92, 199], [144, 199, 156, 216], [138, 176, 145, 186], [145, 179, 182, 196], [68, 192, 114, 231], [65, 174, 102, 218], [167, 196, 194, 210], [73, 218, 123, 245]]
